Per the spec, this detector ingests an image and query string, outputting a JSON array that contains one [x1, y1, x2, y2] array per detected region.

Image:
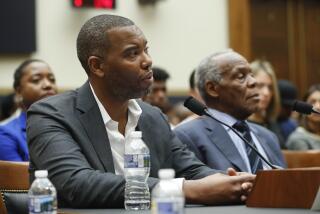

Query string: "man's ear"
[[87, 56, 105, 78], [205, 81, 219, 98]]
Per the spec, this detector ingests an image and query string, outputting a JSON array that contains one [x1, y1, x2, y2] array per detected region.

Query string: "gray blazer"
[[27, 82, 216, 208], [174, 116, 287, 172]]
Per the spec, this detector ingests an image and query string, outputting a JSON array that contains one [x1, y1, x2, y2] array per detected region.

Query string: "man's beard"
[[111, 86, 150, 101]]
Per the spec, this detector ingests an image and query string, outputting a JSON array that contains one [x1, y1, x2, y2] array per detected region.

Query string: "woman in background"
[[0, 59, 58, 161], [287, 84, 320, 150], [248, 59, 284, 147]]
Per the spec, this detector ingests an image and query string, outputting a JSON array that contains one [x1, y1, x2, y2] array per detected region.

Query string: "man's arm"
[[154, 111, 218, 179], [157, 112, 255, 204], [174, 126, 205, 163], [27, 103, 127, 208], [183, 170, 255, 205]]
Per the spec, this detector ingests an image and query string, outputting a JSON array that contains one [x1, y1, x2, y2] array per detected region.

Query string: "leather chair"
[[0, 161, 29, 214], [282, 150, 320, 168]]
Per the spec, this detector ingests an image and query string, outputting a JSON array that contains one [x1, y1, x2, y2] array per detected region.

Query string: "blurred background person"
[[167, 102, 193, 126], [176, 69, 204, 126], [0, 93, 18, 122], [142, 66, 171, 114], [276, 80, 298, 144], [0, 59, 58, 161], [287, 84, 320, 150], [248, 59, 284, 147]]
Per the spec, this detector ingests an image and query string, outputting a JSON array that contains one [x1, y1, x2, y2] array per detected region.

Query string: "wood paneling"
[[303, 0, 320, 90], [250, 0, 290, 80], [228, 0, 251, 60], [228, 0, 320, 98]]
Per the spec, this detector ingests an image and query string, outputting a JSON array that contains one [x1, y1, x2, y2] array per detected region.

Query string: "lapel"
[[75, 82, 115, 173], [249, 124, 276, 164], [135, 108, 158, 177], [203, 116, 248, 171]]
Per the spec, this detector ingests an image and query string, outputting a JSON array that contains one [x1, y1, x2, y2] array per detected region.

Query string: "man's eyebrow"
[[122, 42, 138, 49], [124, 40, 148, 50], [125, 44, 138, 48], [30, 72, 43, 77]]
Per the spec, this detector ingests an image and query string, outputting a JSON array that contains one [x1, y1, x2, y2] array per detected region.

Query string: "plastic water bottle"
[[28, 170, 57, 214], [124, 131, 151, 210], [152, 169, 185, 214]]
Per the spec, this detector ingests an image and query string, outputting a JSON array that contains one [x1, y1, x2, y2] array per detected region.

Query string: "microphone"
[[184, 96, 279, 170], [292, 100, 320, 115], [184, 96, 207, 116]]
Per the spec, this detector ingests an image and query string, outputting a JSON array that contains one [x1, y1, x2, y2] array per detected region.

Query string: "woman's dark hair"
[[0, 93, 16, 120], [299, 84, 320, 129], [13, 59, 44, 90], [303, 84, 320, 102]]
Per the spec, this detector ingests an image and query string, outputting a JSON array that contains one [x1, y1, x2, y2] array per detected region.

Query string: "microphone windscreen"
[[292, 100, 313, 114], [184, 97, 207, 116]]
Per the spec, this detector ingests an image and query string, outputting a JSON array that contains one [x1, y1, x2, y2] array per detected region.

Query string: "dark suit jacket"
[[174, 116, 287, 172], [27, 82, 216, 208]]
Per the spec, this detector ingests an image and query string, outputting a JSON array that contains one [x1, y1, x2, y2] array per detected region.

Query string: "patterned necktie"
[[233, 121, 263, 174]]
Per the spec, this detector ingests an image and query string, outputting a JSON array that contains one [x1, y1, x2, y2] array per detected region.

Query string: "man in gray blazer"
[[27, 15, 255, 208], [174, 51, 286, 173]]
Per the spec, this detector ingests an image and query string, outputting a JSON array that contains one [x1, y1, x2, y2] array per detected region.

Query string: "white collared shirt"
[[90, 84, 142, 175], [90, 84, 184, 191], [208, 108, 271, 172]]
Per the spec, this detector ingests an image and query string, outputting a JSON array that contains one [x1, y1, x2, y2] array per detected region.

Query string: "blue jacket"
[[0, 110, 28, 161]]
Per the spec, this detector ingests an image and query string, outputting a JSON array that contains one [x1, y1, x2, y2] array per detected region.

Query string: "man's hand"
[[226, 168, 254, 201], [183, 171, 256, 205], [227, 167, 251, 176]]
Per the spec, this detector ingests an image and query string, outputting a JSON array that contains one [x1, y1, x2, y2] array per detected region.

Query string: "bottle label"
[[152, 198, 184, 214], [124, 154, 150, 168], [154, 201, 182, 214], [29, 195, 54, 213]]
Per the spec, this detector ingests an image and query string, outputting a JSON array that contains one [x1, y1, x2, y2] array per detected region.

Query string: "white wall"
[[0, 0, 228, 92]]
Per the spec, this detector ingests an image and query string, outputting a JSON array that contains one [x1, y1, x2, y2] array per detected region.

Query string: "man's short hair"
[[152, 67, 170, 82], [76, 14, 134, 74], [195, 50, 232, 102], [189, 69, 196, 90]]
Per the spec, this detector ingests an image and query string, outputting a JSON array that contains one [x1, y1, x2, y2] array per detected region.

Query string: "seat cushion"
[[1, 190, 28, 214]]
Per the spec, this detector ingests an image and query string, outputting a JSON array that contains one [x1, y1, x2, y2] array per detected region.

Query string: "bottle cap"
[[35, 170, 48, 178], [130, 131, 142, 138], [158, 169, 175, 179]]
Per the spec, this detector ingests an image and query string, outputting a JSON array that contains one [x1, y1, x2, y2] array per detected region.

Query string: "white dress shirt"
[[90, 84, 184, 191], [208, 108, 271, 173], [90, 84, 142, 175]]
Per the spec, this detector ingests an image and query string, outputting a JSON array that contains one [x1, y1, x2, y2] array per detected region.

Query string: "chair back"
[[282, 150, 320, 168], [0, 161, 29, 214]]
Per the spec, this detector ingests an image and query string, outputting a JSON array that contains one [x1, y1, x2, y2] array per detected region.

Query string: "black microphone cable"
[[184, 96, 279, 170]]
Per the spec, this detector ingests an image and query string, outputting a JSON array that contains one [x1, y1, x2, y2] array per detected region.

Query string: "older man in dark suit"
[[27, 15, 255, 208], [174, 51, 286, 173]]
